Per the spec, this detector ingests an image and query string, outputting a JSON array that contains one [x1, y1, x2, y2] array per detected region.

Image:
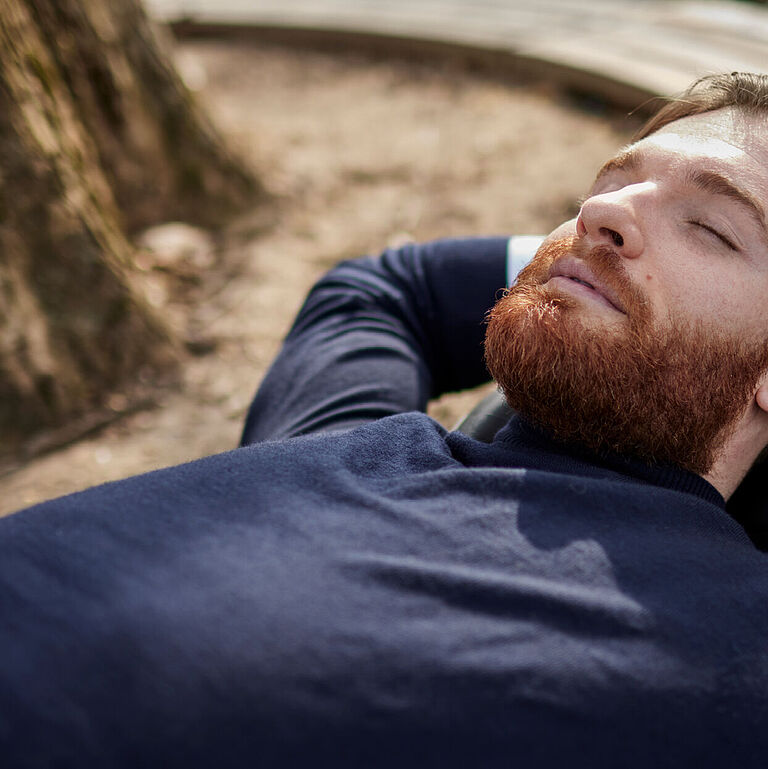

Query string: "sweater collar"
[[494, 416, 725, 509]]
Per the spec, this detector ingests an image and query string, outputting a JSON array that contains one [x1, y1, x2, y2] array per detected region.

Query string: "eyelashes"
[[688, 220, 738, 251]]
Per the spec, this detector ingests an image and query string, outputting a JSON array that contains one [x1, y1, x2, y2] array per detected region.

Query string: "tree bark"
[[26, 0, 260, 231], [0, 0, 260, 454]]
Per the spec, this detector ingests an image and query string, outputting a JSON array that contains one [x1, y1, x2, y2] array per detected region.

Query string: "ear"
[[756, 371, 768, 414]]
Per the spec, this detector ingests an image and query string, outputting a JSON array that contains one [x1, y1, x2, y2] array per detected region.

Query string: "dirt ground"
[[0, 39, 636, 515]]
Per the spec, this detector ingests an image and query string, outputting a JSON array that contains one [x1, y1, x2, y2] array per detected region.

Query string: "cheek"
[[544, 218, 578, 244], [658, 269, 766, 335], [640, 239, 732, 323]]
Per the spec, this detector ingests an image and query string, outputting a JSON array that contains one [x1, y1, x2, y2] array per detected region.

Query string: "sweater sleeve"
[[240, 237, 510, 443]]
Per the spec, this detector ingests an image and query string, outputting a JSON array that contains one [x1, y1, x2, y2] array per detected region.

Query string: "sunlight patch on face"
[[646, 130, 746, 164]]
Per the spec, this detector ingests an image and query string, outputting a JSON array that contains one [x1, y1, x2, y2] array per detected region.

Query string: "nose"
[[575, 184, 648, 258]]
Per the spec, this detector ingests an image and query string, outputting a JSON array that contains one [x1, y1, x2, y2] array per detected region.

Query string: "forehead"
[[630, 108, 768, 188]]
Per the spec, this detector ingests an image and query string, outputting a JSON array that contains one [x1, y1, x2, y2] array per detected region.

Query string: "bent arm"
[[241, 237, 513, 443]]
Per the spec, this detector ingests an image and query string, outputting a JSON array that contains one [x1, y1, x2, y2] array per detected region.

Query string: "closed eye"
[[689, 220, 737, 251]]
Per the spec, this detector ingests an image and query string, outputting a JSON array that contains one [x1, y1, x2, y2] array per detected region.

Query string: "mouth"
[[569, 276, 596, 290], [547, 258, 627, 315]]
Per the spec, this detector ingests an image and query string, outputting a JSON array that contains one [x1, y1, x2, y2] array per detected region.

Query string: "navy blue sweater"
[[2, 238, 767, 767]]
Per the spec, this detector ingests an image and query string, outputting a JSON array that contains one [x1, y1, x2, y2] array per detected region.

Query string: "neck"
[[705, 407, 768, 500], [704, 464, 740, 501]]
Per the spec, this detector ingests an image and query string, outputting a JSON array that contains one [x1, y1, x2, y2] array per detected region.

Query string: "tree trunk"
[[0, 0, 260, 455]]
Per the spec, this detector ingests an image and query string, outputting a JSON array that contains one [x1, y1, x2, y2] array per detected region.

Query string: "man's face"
[[485, 108, 768, 474]]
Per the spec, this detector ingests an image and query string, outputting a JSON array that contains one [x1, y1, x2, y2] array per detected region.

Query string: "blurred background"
[[1, 0, 767, 512]]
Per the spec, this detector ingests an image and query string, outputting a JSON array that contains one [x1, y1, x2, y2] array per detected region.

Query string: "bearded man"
[[2, 73, 768, 767]]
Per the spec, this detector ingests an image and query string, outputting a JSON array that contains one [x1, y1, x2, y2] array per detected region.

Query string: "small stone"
[[136, 222, 215, 269], [108, 393, 129, 412], [94, 447, 112, 465]]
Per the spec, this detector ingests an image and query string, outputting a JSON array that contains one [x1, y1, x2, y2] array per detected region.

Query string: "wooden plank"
[[146, 0, 768, 105]]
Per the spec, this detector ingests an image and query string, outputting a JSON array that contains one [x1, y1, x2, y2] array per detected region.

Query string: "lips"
[[547, 257, 627, 315]]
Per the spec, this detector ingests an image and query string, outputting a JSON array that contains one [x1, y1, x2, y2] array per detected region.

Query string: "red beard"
[[484, 236, 768, 475]]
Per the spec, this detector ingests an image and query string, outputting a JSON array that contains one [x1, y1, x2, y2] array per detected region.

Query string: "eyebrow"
[[594, 147, 641, 182], [594, 147, 768, 244], [685, 169, 767, 233]]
